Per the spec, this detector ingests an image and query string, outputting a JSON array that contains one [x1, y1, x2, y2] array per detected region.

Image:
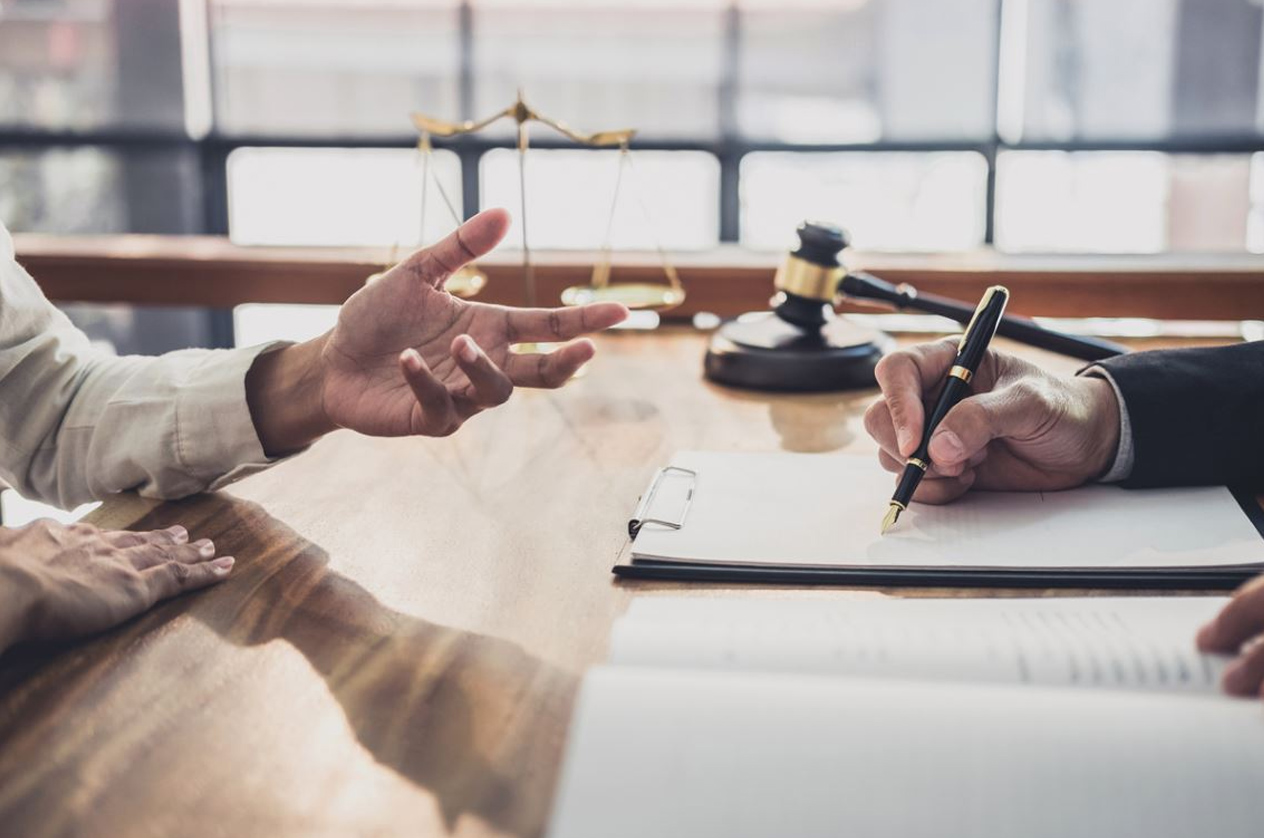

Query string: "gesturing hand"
[[1198, 575, 1264, 699], [862, 339, 1122, 504], [0, 520, 233, 653], [320, 208, 628, 438]]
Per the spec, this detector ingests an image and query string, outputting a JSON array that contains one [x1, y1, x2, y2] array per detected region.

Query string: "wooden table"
[[0, 329, 1242, 837]]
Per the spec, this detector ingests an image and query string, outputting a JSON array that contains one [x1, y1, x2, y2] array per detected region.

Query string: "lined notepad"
[[549, 597, 1263, 838], [629, 452, 1264, 571]]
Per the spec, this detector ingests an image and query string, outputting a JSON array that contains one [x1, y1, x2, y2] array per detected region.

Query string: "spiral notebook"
[[616, 451, 1264, 588]]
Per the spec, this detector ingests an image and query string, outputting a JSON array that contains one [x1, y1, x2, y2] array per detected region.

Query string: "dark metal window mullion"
[[718, 2, 742, 244], [457, 0, 480, 221], [984, 0, 1007, 246]]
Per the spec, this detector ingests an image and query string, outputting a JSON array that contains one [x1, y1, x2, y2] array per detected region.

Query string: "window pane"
[[234, 303, 340, 346], [0, 147, 125, 233], [1, 145, 200, 235], [740, 0, 997, 143], [1246, 154, 1264, 253], [472, 1, 727, 140], [480, 149, 720, 250], [740, 151, 988, 251], [1008, 0, 1264, 141], [209, 0, 461, 136], [996, 151, 1252, 253], [0, 0, 187, 131], [1, 147, 217, 355], [227, 146, 462, 247]]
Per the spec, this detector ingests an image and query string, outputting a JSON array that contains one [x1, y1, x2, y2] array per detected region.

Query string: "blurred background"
[[6, 0, 1264, 254], [2, 0, 1264, 520], [4, 0, 1264, 339], [6, 1, 1264, 319]]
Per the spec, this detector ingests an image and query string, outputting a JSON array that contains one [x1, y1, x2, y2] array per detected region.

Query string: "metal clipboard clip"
[[628, 465, 697, 539]]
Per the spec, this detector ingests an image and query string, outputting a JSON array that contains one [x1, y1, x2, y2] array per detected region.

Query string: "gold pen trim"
[[956, 284, 1008, 352], [948, 365, 973, 383], [906, 458, 928, 471]]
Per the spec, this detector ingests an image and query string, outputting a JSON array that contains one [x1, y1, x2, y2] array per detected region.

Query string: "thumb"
[[397, 208, 510, 288], [927, 384, 1044, 467]]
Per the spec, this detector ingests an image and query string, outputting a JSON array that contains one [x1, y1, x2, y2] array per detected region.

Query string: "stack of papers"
[[549, 596, 1263, 838]]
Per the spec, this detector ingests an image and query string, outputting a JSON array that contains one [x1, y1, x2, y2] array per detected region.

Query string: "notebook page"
[[610, 597, 1231, 694], [630, 452, 1264, 569], [549, 667, 1264, 838]]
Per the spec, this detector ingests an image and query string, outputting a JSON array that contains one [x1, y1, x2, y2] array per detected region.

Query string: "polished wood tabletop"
[[0, 328, 1243, 838]]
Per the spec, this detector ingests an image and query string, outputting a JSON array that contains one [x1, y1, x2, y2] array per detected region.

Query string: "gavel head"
[[772, 221, 850, 329]]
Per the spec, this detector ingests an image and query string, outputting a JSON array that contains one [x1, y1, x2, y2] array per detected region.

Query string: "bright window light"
[[740, 151, 988, 252], [234, 303, 340, 348], [227, 146, 462, 248], [480, 149, 720, 251]]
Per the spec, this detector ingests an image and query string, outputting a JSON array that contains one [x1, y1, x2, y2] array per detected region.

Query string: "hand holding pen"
[[881, 286, 1010, 532], [865, 292, 1123, 527]]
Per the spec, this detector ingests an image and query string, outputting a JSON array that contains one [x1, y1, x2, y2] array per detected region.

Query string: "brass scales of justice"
[[386, 95, 1127, 392], [377, 90, 686, 313]]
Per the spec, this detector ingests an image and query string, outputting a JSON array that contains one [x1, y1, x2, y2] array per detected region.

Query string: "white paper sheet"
[[548, 667, 1264, 838], [630, 452, 1264, 569], [611, 596, 1232, 694]]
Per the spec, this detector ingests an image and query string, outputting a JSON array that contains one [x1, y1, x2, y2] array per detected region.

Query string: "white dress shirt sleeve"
[[1080, 365, 1136, 483], [0, 222, 289, 509]]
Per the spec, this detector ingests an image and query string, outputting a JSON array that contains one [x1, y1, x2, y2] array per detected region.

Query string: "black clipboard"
[[616, 477, 1264, 591]]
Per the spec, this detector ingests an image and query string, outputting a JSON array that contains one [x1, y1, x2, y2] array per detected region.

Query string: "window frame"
[[6, 0, 1264, 344]]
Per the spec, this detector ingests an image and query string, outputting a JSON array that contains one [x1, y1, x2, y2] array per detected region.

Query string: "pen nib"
[[880, 504, 901, 535]]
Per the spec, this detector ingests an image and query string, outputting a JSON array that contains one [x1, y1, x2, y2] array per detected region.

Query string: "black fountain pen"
[[881, 285, 1010, 534]]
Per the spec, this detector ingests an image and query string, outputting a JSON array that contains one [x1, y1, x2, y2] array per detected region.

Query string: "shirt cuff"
[[1080, 365, 1135, 483], [174, 340, 302, 491]]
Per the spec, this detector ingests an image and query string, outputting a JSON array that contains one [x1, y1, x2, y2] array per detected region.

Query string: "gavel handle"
[[840, 272, 1128, 362]]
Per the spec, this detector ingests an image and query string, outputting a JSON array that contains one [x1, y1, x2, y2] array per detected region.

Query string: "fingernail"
[[211, 556, 235, 575], [896, 425, 912, 452], [166, 525, 188, 544], [931, 430, 964, 462], [402, 349, 423, 372], [457, 336, 478, 364], [194, 538, 215, 558]]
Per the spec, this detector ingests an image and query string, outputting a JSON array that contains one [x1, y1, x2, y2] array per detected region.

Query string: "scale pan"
[[561, 283, 684, 311], [444, 267, 488, 298]]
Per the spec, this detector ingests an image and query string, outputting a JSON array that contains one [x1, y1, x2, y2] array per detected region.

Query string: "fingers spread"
[[398, 208, 511, 288], [124, 539, 218, 570], [503, 339, 596, 389], [142, 556, 235, 605], [452, 335, 513, 412], [873, 340, 957, 457], [104, 530, 152, 549], [1198, 574, 1264, 652], [104, 525, 188, 549], [400, 349, 458, 435], [156, 525, 189, 545], [504, 302, 628, 344]]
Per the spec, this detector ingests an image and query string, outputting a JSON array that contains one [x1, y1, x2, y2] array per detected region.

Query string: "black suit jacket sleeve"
[[1095, 341, 1264, 489]]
